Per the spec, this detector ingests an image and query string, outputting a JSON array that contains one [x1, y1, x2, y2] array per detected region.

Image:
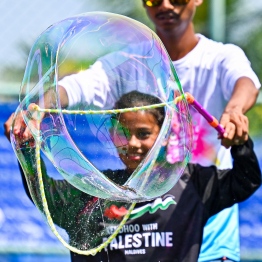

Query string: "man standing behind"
[[142, 0, 260, 261]]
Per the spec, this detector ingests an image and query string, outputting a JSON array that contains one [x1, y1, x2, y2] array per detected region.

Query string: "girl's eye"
[[137, 131, 151, 139]]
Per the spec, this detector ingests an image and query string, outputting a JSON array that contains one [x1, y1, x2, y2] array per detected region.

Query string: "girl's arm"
[[192, 137, 261, 216]]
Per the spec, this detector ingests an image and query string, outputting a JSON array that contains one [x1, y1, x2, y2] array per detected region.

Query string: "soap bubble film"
[[10, 12, 192, 253]]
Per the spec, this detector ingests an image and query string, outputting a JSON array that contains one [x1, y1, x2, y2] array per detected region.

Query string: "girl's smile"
[[117, 110, 161, 173]]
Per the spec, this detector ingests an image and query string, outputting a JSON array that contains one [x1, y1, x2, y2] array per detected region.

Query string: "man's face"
[[143, 0, 202, 35]]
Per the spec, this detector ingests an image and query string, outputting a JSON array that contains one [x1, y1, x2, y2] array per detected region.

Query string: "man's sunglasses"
[[143, 0, 190, 7]]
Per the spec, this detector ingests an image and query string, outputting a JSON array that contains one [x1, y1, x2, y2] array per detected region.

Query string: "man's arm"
[[220, 77, 259, 148], [224, 77, 259, 113]]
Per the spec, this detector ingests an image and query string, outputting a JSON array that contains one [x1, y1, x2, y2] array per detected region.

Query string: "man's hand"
[[219, 110, 249, 148], [4, 111, 33, 147], [4, 112, 15, 142], [4, 104, 44, 147]]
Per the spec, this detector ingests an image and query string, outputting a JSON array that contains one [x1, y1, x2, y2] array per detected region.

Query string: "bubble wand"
[[185, 92, 225, 136], [173, 92, 225, 136]]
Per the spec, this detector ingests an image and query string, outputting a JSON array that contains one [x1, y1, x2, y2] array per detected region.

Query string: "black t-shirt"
[[20, 138, 261, 262]]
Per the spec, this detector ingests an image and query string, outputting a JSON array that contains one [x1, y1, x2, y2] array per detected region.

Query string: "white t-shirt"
[[172, 34, 260, 261], [59, 42, 171, 110]]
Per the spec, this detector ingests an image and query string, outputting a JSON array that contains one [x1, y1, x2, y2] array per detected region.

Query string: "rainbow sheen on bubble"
[[10, 12, 193, 253]]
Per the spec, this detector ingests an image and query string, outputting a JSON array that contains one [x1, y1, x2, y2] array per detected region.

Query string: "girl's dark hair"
[[114, 91, 165, 127]]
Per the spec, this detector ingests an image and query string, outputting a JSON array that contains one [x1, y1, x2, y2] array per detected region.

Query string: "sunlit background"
[[0, 0, 261, 261]]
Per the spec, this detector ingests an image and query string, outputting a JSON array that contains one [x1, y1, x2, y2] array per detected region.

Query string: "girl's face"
[[116, 111, 161, 173]]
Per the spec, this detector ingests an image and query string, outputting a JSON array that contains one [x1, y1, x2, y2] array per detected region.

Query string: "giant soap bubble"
[[10, 12, 192, 253]]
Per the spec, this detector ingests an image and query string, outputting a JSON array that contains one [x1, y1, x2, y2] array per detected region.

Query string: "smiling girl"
[[113, 91, 164, 174]]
